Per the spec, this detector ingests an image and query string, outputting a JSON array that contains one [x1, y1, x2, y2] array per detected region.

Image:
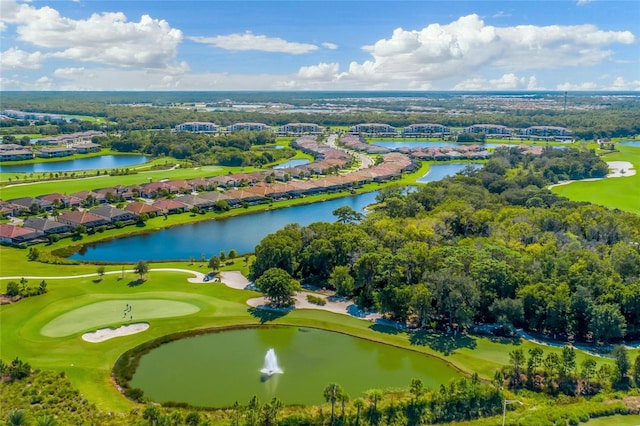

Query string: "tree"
[[410, 283, 432, 328], [324, 383, 343, 424], [5, 281, 19, 297], [228, 249, 237, 259], [633, 354, 640, 388], [184, 411, 201, 426], [260, 396, 283, 425], [332, 205, 364, 224], [612, 345, 631, 389], [508, 348, 526, 388], [208, 256, 220, 273], [328, 265, 355, 296], [409, 378, 424, 405], [366, 389, 383, 425], [254, 267, 300, 307], [134, 260, 149, 281], [589, 303, 627, 344], [353, 398, 365, 426], [143, 405, 161, 426], [580, 358, 597, 394], [96, 266, 106, 281]]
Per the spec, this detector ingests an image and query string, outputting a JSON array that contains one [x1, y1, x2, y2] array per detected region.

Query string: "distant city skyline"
[[0, 0, 638, 91]]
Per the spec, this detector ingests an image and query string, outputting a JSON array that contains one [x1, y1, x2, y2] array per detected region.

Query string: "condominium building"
[[175, 122, 219, 133], [403, 123, 451, 136], [349, 123, 397, 136]]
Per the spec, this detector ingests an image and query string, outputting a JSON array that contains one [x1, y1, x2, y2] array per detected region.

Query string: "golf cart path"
[[0, 268, 207, 283]]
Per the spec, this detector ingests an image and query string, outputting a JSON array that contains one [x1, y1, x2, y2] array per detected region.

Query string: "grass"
[[583, 414, 640, 425], [40, 299, 200, 337], [2, 251, 632, 413], [551, 144, 640, 214]]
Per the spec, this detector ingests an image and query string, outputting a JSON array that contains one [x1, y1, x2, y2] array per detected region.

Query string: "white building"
[[349, 123, 397, 136], [175, 122, 219, 133], [463, 124, 512, 135], [227, 122, 271, 132], [520, 126, 572, 141], [403, 123, 451, 136], [277, 123, 323, 135]]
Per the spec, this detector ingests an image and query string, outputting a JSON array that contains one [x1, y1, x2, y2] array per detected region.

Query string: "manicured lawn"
[[40, 299, 200, 337], [1, 253, 627, 413], [551, 145, 640, 214]]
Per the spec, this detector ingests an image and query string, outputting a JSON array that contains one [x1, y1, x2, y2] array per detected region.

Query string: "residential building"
[[277, 123, 323, 135], [175, 122, 220, 133], [58, 211, 110, 229], [90, 205, 137, 223], [0, 224, 41, 244], [402, 123, 451, 136], [463, 124, 512, 135], [23, 217, 73, 235], [349, 123, 397, 136], [227, 122, 271, 132]]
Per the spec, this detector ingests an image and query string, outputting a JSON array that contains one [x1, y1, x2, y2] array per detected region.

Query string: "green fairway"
[[551, 144, 640, 213], [40, 299, 200, 337]]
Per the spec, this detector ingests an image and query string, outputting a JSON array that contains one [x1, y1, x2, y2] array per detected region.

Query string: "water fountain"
[[260, 348, 283, 376]]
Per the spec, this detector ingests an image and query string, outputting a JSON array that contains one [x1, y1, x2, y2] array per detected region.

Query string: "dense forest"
[[250, 147, 640, 344]]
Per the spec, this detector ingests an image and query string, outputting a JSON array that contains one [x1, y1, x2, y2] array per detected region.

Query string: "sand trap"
[[607, 161, 636, 177], [219, 271, 253, 290], [82, 322, 149, 343]]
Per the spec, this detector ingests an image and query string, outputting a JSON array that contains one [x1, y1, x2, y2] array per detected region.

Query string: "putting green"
[[40, 299, 200, 337]]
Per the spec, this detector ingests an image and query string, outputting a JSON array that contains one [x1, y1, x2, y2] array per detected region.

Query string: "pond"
[[418, 162, 483, 183], [0, 155, 149, 173], [128, 326, 461, 407], [620, 141, 640, 147], [70, 191, 380, 262], [273, 159, 310, 169]]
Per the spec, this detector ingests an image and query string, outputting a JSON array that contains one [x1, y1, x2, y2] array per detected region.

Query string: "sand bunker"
[[607, 161, 636, 177], [82, 322, 149, 343]]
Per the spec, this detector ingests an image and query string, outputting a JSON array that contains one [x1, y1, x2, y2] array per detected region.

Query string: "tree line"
[[250, 147, 640, 344]]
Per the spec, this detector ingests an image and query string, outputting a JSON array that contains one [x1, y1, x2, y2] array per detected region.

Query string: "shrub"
[[306, 295, 326, 306]]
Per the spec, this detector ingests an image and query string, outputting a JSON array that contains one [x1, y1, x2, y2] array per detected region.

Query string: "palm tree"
[[366, 389, 383, 425], [323, 383, 343, 424], [353, 398, 364, 426]]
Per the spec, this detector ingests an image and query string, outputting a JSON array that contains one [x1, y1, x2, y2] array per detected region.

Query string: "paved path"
[[326, 133, 373, 170], [1, 268, 206, 283]]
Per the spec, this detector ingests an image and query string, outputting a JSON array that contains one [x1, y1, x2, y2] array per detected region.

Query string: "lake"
[[418, 162, 482, 183], [128, 326, 461, 407], [273, 159, 310, 169], [620, 141, 640, 147], [70, 191, 380, 262], [0, 155, 149, 173]]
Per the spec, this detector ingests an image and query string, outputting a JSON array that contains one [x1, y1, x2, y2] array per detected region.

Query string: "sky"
[[0, 0, 639, 91]]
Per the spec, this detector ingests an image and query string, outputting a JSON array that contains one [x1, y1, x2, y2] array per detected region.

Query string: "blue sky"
[[1, 0, 638, 91]]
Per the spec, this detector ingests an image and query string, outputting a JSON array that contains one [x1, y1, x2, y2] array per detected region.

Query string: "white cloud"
[[338, 14, 635, 86], [577, 0, 594, 5], [453, 73, 539, 90], [321, 42, 338, 50], [0, 47, 44, 69], [556, 81, 599, 90], [605, 77, 640, 91], [190, 32, 317, 54], [1, 0, 183, 68], [297, 62, 339, 80]]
